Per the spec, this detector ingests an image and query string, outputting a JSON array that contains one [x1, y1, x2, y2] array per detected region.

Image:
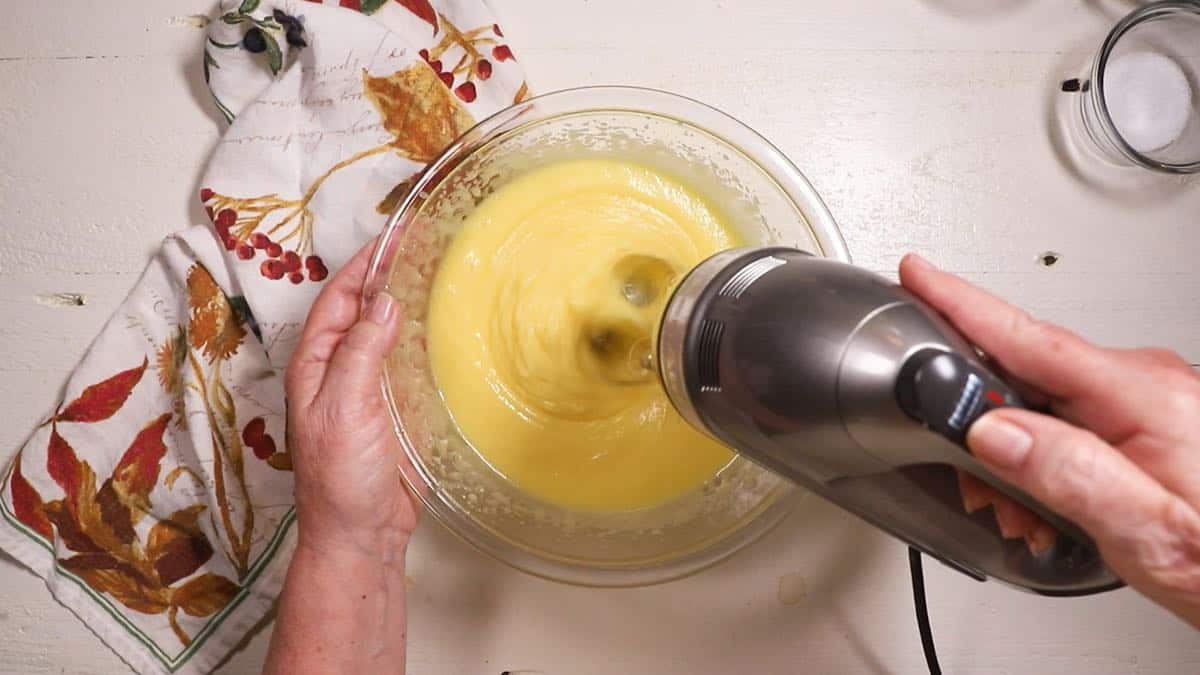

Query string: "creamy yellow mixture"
[[427, 159, 739, 512]]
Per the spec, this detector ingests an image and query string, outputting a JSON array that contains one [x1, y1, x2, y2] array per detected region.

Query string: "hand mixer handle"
[[895, 348, 1024, 447]]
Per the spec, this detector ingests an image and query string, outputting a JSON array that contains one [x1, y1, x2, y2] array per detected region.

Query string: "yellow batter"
[[428, 158, 739, 512]]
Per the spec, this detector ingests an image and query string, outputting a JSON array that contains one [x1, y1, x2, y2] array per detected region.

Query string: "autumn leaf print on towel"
[[201, 59, 474, 278], [10, 395, 238, 646]]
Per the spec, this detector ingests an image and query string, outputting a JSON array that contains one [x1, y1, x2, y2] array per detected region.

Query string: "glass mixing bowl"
[[365, 86, 850, 586]]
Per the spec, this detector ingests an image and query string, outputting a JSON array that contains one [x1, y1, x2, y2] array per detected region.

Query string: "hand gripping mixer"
[[652, 247, 1121, 595]]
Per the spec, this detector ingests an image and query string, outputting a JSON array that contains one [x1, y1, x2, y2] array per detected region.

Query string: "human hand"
[[900, 254, 1200, 627], [267, 241, 414, 675], [285, 241, 417, 563]]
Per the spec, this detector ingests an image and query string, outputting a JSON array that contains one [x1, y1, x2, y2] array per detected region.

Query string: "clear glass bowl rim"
[[365, 85, 850, 587]]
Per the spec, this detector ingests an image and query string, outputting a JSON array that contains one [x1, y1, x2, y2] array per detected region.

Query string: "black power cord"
[[909, 547, 942, 675]]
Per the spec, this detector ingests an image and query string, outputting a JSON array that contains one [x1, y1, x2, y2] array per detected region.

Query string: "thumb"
[[966, 409, 1170, 542], [322, 293, 402, 399]]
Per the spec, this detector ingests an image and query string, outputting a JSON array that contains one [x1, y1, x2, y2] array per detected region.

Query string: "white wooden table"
[[2, 1, 1198, 673]]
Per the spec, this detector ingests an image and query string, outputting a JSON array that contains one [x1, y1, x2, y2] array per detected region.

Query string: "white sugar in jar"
[[1103, 51, 1193, 153]]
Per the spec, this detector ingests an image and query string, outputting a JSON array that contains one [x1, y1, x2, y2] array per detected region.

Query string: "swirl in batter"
[[428, 159, 739, 512]]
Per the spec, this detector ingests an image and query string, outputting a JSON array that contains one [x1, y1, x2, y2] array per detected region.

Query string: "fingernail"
[[1027, 522, 1058, 555], [957, 475, 990, 513], [961, 492, 988, 513], [366, 293, 396, 326], [967, 415, 1033, 469]]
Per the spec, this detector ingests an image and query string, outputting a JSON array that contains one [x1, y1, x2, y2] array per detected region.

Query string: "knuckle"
[[1160, 373, 1200, 418], [341, 322, 383, 354], [1131, 347, 1190, 370], [1035, 429, 1101, 517], [1014, 313, 1083, 359], [293, 397, 333, 435], [1006, 308, 1039, 341], [319, 391, 373, 430], [315, 400, 346, 435], [1020, 314, 1055, 341], [1015, 313, 1109, 365], [322, 401, 356, 428], [1030, 320, 1085, 358], [1134, 497, 1200, 600]]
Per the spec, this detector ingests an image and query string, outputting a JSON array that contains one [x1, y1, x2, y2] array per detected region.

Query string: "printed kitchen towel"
[[0, 1, 527, 672]]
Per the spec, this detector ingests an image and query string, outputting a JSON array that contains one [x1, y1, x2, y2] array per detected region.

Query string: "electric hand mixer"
[[645, 246, 1122, 595]]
